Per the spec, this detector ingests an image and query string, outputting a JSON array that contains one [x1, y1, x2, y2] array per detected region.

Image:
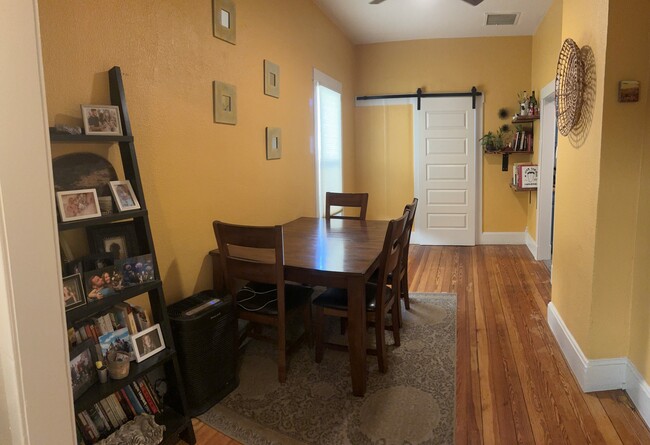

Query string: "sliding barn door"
[[413, 96, 478, 246]]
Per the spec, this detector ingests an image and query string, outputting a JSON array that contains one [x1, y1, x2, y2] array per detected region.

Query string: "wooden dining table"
[[209, 216, 389, 396]]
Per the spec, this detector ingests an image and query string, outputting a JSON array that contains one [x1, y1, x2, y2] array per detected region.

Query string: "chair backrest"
[[325, 192, 369, 220], [400, 198, 418, 266], [213, 221, 285, 299], [374, 212, 409, 312]]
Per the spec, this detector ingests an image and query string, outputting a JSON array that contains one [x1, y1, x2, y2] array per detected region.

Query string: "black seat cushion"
[[312, 282, 392, 312], [236, 281, 313, 315]]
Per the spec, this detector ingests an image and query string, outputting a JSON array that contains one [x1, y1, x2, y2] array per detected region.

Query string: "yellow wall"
[[354, 37, 533, 232], [38, 0, 355, 302], [527, 0, 563, 240], [550, 0, 609, 351]]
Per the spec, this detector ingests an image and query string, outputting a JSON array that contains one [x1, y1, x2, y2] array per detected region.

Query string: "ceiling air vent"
[[485, 13, 520, 26]]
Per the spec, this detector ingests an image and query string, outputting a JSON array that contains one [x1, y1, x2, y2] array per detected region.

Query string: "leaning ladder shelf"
[[51, 66, 195, 445]]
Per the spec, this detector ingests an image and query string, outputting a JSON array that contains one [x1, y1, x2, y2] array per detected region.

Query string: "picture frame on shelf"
[[84, 265, 124, 302], [116, 254, 155, 287], [87, 222, 139, 260], [98, 327, 134, 363], [56, 189, 102, 222], [69, 339, 98, 400], [109, 180, 140, 212], [80, 105, 123, 136], [132, 324, 165, 363], [62, 273, 86, 311]]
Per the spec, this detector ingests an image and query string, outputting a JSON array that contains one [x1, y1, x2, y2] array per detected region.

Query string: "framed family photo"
[[56, 189, 102, 222], [69, 339, 98, 400], [132, 324, 165, 363], [62, 273, 86, 311], [81, 105, 123, 136], [109, 180, 140, 212], [87, 222, 139, 260]]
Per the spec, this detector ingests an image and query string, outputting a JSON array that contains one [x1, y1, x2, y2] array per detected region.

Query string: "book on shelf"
[[130, 380, 152, 414], [137, 377, 160, 414], [123, 385, 146, 415]]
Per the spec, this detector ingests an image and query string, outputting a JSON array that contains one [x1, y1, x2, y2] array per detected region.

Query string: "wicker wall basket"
[[555, 38, 585, 136]]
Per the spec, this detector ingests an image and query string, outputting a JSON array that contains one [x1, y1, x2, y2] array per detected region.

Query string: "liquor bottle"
[[529, 90, 538, 116]]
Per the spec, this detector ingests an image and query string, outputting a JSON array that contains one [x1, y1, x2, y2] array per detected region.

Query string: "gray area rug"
[[199, 293, 456, 445]]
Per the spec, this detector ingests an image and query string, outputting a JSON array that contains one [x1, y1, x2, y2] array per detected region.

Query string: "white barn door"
[[412, 96, 479, 246]]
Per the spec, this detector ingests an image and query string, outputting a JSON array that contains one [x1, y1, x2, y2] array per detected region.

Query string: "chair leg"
[[402, 273, 410, 310], [391, 298, 401, 347], [375, 314, 387, 373], [277, 321, 287, 383], [303, 302, 313, 348], [314, 305, 325, 363]]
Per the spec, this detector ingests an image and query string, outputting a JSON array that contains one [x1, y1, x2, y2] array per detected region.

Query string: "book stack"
[[76, 375, 161, 444], [511, 131, 533, 151]]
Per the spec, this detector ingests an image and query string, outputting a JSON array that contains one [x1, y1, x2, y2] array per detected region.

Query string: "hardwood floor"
[[184, 245, 650, 444]]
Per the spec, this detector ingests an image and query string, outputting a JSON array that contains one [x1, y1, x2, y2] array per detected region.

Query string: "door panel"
[[413, 97, 477, 245]]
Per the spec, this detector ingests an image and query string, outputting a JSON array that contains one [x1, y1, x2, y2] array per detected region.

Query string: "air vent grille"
[[485, 13, 519, 26]]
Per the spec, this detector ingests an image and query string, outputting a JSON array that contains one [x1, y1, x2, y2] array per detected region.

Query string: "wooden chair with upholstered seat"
[[398, 198, 418, 311], [213, 220, 313, 383], [312, 211, 408, 373], [325, 192, 369, 220]]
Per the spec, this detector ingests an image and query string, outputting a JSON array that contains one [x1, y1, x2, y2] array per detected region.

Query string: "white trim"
[[478, 232, 525, 245], [626, 361, 650, 430], [525, 230, 538, 257], [355, 98, 415, 107], [313, 68, 341, 93], [535, 80, 556, 260]]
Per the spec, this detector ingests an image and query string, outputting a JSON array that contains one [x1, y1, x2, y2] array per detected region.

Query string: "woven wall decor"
[[555, 38, 585, 136]]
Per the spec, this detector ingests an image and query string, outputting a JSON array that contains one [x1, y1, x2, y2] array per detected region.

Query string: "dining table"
[[209, 216, 389, 396]]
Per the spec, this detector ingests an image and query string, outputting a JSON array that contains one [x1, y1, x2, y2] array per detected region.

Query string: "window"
[[314, 69, 342, 217]]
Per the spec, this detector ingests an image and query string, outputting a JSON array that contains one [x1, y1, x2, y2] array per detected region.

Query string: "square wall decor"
[[213, 81, 237, 125], [266, 127, 282, 160], [213, 0, 236, 44], [618, 80, 640, 102], [264, 60, 280, 98]]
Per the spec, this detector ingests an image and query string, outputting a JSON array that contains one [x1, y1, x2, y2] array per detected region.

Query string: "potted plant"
[[480, 131, 504, 152]]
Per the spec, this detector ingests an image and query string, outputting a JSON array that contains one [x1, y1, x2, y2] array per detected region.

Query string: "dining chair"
[[398, 198, 418, 311], [213, 220, 313, 383], [325, 192, 369, 220], [312, 211, 408, 373]]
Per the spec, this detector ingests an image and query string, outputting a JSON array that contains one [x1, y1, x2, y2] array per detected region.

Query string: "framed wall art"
[[213, 80, 237, 125], [213, 0, 236, 44], [264, 60, 280, 98]]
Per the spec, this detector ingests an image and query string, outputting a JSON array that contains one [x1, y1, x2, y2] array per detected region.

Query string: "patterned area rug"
[[199, 293, 456, 445]]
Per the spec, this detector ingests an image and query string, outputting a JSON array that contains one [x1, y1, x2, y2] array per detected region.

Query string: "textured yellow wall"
[[589, 0, 649, 359], [354, 105, 413, 220], [354, 37, 532, 233], [527, 0, 564, 241], [550, 0, 609, 350], [38, 0, 355, 303]]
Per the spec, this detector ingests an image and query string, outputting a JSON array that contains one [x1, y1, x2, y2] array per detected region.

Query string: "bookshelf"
[[52, 67, 195, 444], [485, 114, 539, 172]]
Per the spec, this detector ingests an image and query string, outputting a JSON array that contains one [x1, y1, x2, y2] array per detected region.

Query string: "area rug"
[[199, 293, 456, 445]]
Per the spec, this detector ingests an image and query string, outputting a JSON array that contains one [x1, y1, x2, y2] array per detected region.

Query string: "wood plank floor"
[[182, 245, 650, 444]]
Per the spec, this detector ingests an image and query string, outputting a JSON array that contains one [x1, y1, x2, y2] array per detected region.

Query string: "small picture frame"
[[264, 60, 280, 98], [109, 180, 140, 212], [87, 222, 140, 260], [117, 254, 155, 287], [213, 0, 236, 44], [80, 105, 123, 136], [62, 273, 86, 311], [56, 189, 102, 222], [618, 80, 640, 103], [266, 127, 282, 160], [213, 80, 237, 125], [69, 339, 98, 400], [98, 327, 134, 363], [84, 265, 124, 302], [132, 324, 165, 363]]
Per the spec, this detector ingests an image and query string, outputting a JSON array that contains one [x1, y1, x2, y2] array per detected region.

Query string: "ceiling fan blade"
[[369, 0, 387, 4], [461, 0, 484, 5]]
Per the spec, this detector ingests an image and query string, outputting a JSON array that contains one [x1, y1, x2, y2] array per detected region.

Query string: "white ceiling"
[[312, 0, 554, 44]]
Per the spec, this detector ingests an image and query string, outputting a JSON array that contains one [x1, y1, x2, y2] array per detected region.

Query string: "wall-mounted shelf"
[[485, 149, 535, 171], [509, 183, 537, 192]]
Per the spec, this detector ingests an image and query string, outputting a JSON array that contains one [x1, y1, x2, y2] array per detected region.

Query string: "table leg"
[[347, 277, 367, 396]]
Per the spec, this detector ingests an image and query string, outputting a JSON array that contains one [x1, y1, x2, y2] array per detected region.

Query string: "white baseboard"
[[479, 232, 525, 245], [548, 302, 650, 429], [626, 361, 650, 430], [525, 230, 537, 258]]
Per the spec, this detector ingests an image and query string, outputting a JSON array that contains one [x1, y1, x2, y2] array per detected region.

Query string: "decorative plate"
[[555, 38, 584, 136], [52, 152, 117, 197]]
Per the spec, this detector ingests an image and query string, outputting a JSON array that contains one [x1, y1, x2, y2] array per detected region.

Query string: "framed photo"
[[264, 60, 280, 98], [80, 105, 123, 136], [82, 253, 114, 272], [84, 265, 124, 302], [618, 80, 640, 103], [109, 180, 140, 212], [132, 324, 165, 363], [56, 189, 101, 222], [62, 273, 86, 311], [117, 254, 155, 287], [87, 222, 139, 260], [98, 327, 134, 362], [69, 339, 98, 400]]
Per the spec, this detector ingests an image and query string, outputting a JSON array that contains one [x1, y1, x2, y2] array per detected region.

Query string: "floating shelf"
[[512, 115, 540, 123], [510, 183, 537, 192]]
